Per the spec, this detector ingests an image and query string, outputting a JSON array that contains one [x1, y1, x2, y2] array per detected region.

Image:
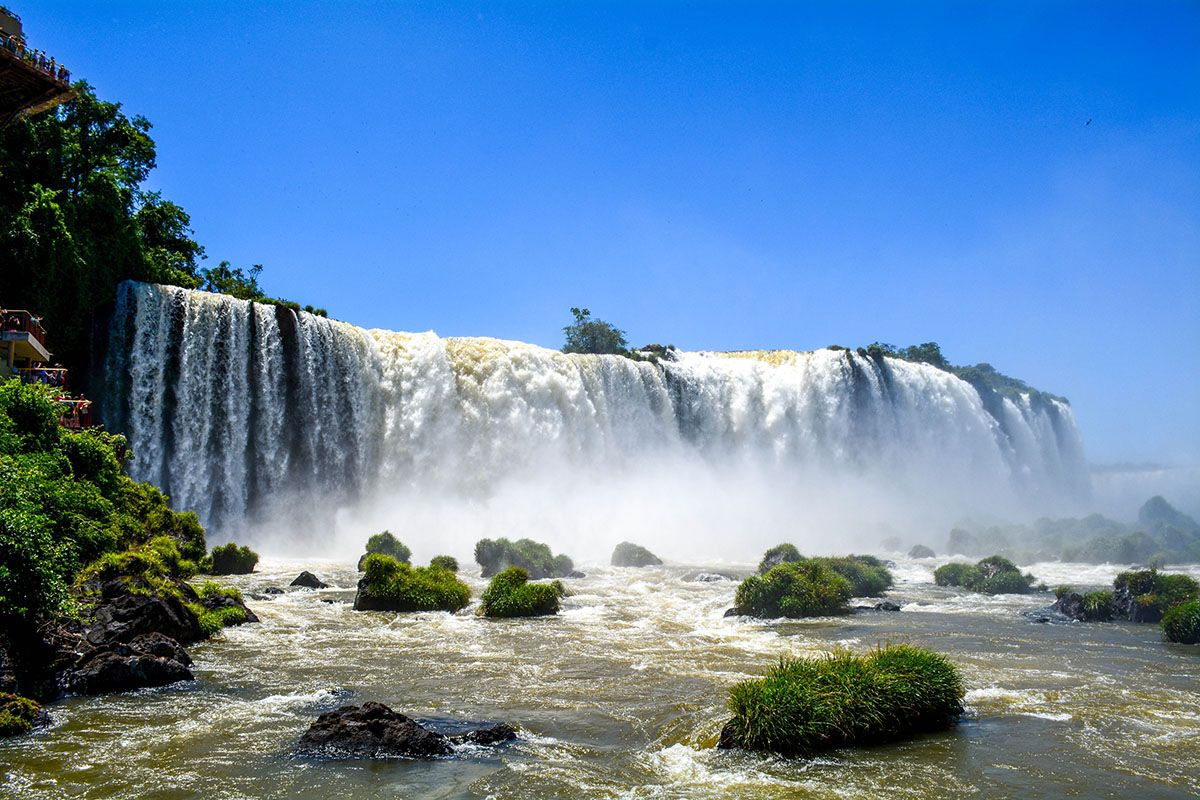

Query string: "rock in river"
[[290, 571, 330, 589], [298, 702, 517, 758]]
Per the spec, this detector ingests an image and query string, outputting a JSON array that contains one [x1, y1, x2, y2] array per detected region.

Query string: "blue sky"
[[25, 1, 1200, 465]]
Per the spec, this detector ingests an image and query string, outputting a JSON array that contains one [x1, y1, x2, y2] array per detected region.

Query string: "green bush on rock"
[[357, 531, 411, 571], [733, 561, 853, 618], [720, 645, 965, 754], [1114, 569, 1200, 622], [0, 693, 44, 737], [479, 567, 562, 618], [429, 555, 458, 573], [202, 543, 258, 575], [475, 537, 575, 579], [757, 543, 802, 574], [816, 555, 894, 596], [1162, 599, 1200, 644], [934, 555, 1034, 595], [353, 553, 471, 613]]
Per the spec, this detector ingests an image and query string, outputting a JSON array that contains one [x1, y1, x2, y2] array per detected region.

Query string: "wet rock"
[[86, 579, 206, 646], [64, 642, 193, 695], [855, 601, 902, 612], [196, 590, 260, 625], [566, 571, 587, 579], [1054, 592, 1086, 621], [297, 702, 516, 758], [908, 545, 936, 559], [723, 607, 740, 617], [263, 587, 285, 595], [611, 542, 663, 568], [127, 633, 192, 666], [686, 571, 737, 583], [717, 720, 743, 749], [290, 571, 329, 590]]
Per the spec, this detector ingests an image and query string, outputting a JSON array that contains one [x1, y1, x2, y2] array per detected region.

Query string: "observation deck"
[[1, 307, 92, 428], [0, 6, 74, 127]]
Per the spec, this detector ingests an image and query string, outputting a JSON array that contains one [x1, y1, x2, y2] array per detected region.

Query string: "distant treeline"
[[0, 82, 325, 373]]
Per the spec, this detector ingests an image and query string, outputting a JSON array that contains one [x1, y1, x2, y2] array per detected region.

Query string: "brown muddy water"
[[2, 558, 1197, 799]]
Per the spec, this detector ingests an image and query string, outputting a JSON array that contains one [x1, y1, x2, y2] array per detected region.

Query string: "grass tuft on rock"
[[814, 555, 894, 596], [474, 537, 574, 579], [934, 555, 1035, 595], [479, 567, 561, 618], [734, 561, 853, 618], [1162, 599, 1200, 644], [202, 543, 259, 575], [357, 531, 411, 570], [722, 645, 965, 755], [0, 693, 44, 737], [353, 553, 471, 612]]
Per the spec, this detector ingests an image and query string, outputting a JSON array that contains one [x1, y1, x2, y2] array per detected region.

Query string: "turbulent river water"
[[4, 556, 1197, 799]]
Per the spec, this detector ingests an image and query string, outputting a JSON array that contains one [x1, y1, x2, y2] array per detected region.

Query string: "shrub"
[[722, 645, 965, 754], [357, 531, 410, 570], [757, 543, 802, 575], [204, 543, 258, 575], [78, 537, 189, 600], [479, 567, 561, 617], [0, 693, 44, 737], [734, 561, 853, 618], [353, 553, 471, 613], [934, 556, 1034, 594], [611, 541, 662, 567], [474, 537, 574, 579], [429, 555, 458, 572], [908, 544, 936, 559], [1114, 569, 1200, 622], [1055, 585, 1073, 599], [1081, 591, 1114, 622], [1162, 599, 1200, 644], [815, 555, 894, 597]]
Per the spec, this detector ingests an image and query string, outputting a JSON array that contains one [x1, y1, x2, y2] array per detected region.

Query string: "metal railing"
[[14, 365, 68, 389], [0, 30, 70, 84], [0, 309, 48, 346]]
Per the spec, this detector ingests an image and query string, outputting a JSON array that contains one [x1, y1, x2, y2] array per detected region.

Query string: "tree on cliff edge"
[[562, 307, 629, 355]]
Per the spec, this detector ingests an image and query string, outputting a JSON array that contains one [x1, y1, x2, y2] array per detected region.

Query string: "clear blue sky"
[[24, 1, 1200, 466]]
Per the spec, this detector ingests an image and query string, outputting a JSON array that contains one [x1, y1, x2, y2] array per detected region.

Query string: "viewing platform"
[[0, 6, 74, 127], [1, 307, 92, 428]]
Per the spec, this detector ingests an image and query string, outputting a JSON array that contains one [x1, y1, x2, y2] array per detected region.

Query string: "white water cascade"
[[101, 282, 1089, 558]]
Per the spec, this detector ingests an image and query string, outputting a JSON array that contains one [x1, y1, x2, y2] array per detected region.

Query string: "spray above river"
[[101, 281, 1088, 558]]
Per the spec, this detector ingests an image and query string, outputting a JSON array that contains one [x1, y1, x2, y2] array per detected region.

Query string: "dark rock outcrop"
[[687, 571, 737, 583], [611, 542, 662, 568], [854, 601, 902, 612], [298, 702, 517, 758], [64, 642, 193, 695], [291, 571, 330, 589], [86, 579, 206, 645]]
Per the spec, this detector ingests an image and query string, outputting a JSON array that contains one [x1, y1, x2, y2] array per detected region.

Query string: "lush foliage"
[[1161, 599, 1200, 645], [357, 531, 410, 570], [933, 555, 1035, 595], [757, 543, 802, 575], [202, 543, 258, 575], [474, 537, 574, 579], [429, 555, 458, 573], [611, 541, 662, 567], [725, 645, 964, 754], [0, 692, 43, 737], [0, 82, 325, 372], [0, 380, 207, 633], [734, 561, 853, 618], [356, 553, 471, 613], [479, 567, 562, 618], [193, 581, 250, 635], [561, 307, 629, 355], [1082, 591, 1115, 622], [1114, 568, 1199, 621], [815, 555, 893, 597]]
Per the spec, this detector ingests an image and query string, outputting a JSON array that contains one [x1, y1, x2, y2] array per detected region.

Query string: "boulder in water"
[[908, 544, 936, 559], [297, 701, 516, 758], [291, 571, 329, 589], [611, 542, 662, 568], [64, 642, 193, 695]]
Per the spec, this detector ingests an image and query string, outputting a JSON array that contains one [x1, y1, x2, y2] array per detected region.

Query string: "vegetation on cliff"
[[721, 645, 964, 754]]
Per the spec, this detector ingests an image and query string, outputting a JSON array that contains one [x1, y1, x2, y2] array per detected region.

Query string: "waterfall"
[[102, 282, 1090, 554]]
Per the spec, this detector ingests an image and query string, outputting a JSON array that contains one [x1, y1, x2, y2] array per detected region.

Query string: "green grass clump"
[[934, 555, 1034, 595], [1162, 599, 1200, 644], [1114, 569, 1200, 621], [474, 537, 574, 579], [193, 604, 249, 636], [479, 567, 561, 617], [0, 693, 44, 737], [355, 553, 471, 612], [734, 561, 853, 618], [757, 543, 802, 574], [202, 543, 258, 575], [357, 531, 411, 570], [1081, 591, 1114, 622], [814, 555, 894, 597], [723, 645, 965, 754], [429, 555, 458, 572]]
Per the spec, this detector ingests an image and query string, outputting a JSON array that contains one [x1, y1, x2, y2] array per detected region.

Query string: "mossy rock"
[[202, 543, 259, 575], [474, 537, 574, 579], [479, 567, 562, 618], [733, 561, 853, 618], [1162, 599, 1200, 644], [0, 693, 47, 737], [611, 542, 662, 568], [909, 544, 936, 559], [357, 531, 411, 571], [720, 645, 964, 754], [354, 553, 471, 613]]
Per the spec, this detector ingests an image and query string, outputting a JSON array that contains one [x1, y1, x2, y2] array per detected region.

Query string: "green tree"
[[562, 307, 628, 355], [200, 262, 264, 301]]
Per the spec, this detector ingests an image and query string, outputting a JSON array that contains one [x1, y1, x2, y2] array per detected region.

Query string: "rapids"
[[99, 282, 1088, 555], [4, 556, 1197, 799]]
